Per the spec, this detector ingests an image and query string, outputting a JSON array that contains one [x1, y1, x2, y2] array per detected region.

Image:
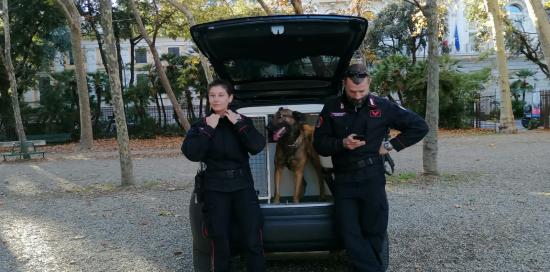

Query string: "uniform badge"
[[370, 109, 382, 117], [340, 102, 344, 110], [315, 116, 323, 128], [329, 112, 347, 117]]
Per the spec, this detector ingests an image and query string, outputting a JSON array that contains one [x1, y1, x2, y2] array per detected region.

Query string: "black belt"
[[334, 156, 383, 173], [205, 168, 250, 179]]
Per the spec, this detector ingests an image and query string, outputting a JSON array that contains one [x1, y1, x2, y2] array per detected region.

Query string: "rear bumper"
[[190, 192, 339, 254]]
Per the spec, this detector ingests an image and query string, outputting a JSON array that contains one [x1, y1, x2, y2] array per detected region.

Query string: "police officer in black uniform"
[[182, 79, 266, 272], [313, 64, 429, 272]]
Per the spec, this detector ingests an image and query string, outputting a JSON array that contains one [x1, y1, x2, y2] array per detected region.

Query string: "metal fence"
[[99, 105, 204, 125], [473, 95, 499, 131], [542, 90, 550, 129]]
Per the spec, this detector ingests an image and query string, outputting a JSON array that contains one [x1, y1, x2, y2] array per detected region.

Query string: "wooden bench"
[[1, 140, 47, 161], [27, 133, 72, 144]]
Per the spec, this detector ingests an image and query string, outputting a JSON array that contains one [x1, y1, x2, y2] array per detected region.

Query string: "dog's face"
[[270, 107, 304, 142]]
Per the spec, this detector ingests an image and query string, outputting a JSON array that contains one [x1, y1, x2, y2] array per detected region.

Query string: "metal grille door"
[[248, 116, 269, 199]]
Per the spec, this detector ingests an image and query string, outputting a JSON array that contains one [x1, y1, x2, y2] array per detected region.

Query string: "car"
[[521, 104, 542, 129], [188, 14, 389, 271]]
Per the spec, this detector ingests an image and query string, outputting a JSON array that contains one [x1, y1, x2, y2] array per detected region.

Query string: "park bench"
[[0, 140, 46, 161], [27, 133, 72, 144]]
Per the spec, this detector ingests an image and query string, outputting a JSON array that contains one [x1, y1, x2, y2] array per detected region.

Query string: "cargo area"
[[244, 105, 333, 205]]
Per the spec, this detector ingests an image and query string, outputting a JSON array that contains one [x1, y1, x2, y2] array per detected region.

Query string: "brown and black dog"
[[270, 107, 326, 204]]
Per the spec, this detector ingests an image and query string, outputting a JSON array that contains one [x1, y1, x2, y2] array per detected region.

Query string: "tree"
[[370, 54, 411, 104], [100, 0, 135, 186], [509, 69, 535, 102], [466, 0, 550, 78], [128, 0, 190, 131], [163, 0, 214, 83], [1, 0, 27, 146], [56, 0, 94, 150], [423, 0, 440, 177], [366, 2, 427, 65], [485, 0, 516, 133], [524, 0, 550, 77]]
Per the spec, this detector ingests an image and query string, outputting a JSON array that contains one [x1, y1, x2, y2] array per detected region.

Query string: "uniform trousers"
[[333, 162, 388, 272], [202, 187, 265, 272]]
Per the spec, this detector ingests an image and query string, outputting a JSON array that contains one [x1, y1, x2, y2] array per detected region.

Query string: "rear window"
[[224, 55, 340, 82]]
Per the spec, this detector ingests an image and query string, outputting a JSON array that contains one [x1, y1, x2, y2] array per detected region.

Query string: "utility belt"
[[204, 167, 251, 179], [333, 155, 384, 173]]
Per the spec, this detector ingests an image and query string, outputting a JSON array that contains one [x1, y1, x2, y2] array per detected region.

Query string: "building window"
[[135, 48, 147, 63], [506, 4, 522, 14], [506, 4, 525, 29], [168, 47, 180, 56]]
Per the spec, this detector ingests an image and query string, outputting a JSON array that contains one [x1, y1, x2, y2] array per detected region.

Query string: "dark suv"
[[188, 15, 388, 271]]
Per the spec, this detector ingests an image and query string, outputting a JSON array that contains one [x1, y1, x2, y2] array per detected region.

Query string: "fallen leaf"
[[159, 210, 175, 217], [174, 251, 183, 256]]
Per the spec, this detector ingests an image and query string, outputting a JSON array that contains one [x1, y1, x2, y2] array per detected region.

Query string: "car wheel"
[[193, 245, 211, 272]]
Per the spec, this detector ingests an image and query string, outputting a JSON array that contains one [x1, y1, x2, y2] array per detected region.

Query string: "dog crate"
[[244, 105, 331, 204]]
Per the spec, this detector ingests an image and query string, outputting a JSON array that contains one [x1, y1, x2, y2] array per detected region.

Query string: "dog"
[[270, 107, 326, 204]]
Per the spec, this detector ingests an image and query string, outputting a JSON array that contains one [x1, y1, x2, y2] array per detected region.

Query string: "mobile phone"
[[353, 134, 366, 141]]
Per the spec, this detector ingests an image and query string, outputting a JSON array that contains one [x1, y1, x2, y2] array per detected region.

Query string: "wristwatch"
[[383, 140, 394, 151]]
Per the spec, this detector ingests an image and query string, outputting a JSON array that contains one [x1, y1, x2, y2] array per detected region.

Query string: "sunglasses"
[[345, 72, 369, 78]]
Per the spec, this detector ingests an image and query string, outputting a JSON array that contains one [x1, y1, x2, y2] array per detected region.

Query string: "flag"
[[454, 24, 460, 52]]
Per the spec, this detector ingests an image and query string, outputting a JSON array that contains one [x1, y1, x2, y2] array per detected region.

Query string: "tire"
[[193, 245, 211, 272]]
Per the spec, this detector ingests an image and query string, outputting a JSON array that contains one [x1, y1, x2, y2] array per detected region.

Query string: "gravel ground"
[[0, 130, 549, 272]]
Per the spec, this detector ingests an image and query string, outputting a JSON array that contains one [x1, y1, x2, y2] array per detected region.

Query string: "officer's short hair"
[[344, 64, 369, 85], [208, 79, 234, 96]]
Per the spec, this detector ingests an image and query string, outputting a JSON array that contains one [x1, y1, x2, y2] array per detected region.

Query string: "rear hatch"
[[190, 15, 368, 106]]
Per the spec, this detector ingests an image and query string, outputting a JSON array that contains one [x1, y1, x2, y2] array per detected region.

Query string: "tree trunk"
[[154, 92, 162, 128], [423, 0, 439, 177], [57, 0, 94, 150], [115, 32, 125, 90], [486, 0, 517, 133], [2, 0, 27, 145], [129, 0, 190, 131], [160, 93, 167, 128], [94, 74, 103, 129], [257, 0, 273, 15], [164, 0, 214, 84], [129, 36, 142, 87], [100, 0, 135, 186], [290, 0, 303, 14], [525, 0, 550, 79]]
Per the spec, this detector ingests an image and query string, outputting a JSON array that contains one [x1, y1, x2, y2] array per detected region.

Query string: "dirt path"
[[1, 130, 549, 271]]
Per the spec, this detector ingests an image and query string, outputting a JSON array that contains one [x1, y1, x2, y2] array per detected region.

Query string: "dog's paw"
[[272, 197, 280, 204]]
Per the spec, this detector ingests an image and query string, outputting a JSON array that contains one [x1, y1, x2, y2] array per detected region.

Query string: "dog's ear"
[[278, 107, 284, 112], [292, 111, 305, 123]]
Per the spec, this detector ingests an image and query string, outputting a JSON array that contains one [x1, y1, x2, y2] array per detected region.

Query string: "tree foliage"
[[371, 55, 491, 128]]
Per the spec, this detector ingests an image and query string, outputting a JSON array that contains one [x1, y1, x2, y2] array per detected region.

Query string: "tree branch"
[[256, 0, 273, 15]]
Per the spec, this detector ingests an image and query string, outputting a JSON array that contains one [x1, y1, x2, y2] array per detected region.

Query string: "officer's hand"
[[224, 110, 242, 124], [343, 134, 366, 150], [379, 142, 389, 155], [205, 113, 221, 128]]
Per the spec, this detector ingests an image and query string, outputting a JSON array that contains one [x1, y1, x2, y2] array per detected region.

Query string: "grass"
[[386, 171, 483, 185], [386, 172, 418, 183]]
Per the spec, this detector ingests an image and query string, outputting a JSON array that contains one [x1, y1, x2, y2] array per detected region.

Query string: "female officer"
[[182, 79, 266, 272]]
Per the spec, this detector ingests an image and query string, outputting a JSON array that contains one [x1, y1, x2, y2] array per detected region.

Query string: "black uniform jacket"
[[313, 94, 429, 171], [182, 113, 266, 192]]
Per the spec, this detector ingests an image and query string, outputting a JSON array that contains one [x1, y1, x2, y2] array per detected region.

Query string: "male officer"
[[313, 64, 429, 272]]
